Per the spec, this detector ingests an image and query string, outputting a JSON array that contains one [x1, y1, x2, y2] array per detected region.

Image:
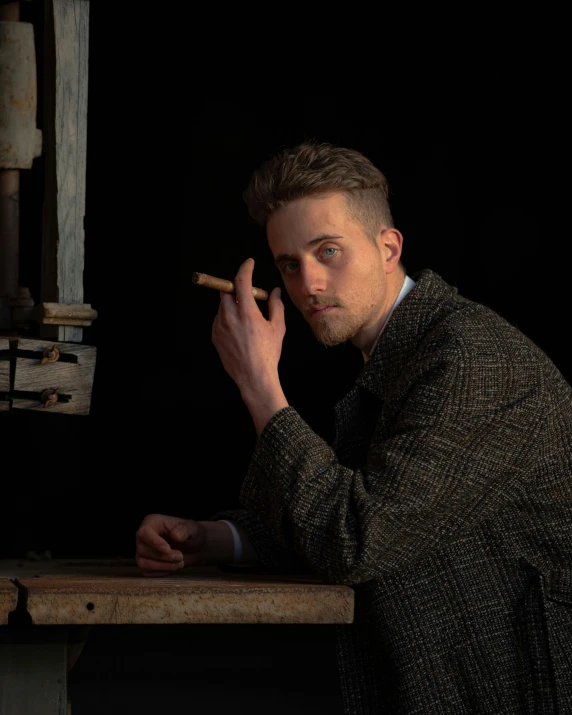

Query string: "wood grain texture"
[[12, 338, 96, 414], [0, 20, 42, 169], [0, 578, 18, 625], [41, 0, 90, 344], [0, 559, 354, 626], [0, 642, 66, 715], [42, 303, 98, 320], [0, 338, 9, 392]]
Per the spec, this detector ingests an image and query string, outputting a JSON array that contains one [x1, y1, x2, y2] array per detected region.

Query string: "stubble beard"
[[308, 311, 357, 347]]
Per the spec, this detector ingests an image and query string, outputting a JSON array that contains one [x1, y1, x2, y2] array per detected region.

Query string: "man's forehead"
[[268, 194, 350, 241], [276, 192, 347, 220]]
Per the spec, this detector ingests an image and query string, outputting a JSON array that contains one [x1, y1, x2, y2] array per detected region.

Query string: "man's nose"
[[299, 263, 327, 296]]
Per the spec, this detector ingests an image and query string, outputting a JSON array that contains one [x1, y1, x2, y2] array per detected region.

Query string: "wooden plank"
[[11, 338, 96, 415], [0, 559, 137, 579], [1, 559, 354, 626], [21, 575, 354, 626], [0, 642, 66, 715], [0, 338, 10, 392], [41, 0, 90, 344], [0, 579, 18, 625]]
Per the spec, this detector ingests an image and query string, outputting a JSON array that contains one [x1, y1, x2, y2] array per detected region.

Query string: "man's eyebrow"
[[274, 234, 345, 266]]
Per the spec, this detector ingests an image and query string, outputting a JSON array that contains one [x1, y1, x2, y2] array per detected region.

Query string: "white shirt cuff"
[[217, 519, 243, 563]]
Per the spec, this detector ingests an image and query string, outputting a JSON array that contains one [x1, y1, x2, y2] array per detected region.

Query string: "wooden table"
[[0, 559, 354, 714]]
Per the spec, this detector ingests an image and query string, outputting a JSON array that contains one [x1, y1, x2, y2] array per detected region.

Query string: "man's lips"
[[308, 304, 338, 319]]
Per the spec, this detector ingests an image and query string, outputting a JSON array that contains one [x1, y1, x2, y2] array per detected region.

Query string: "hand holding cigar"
[[192, 272, 269, 301]]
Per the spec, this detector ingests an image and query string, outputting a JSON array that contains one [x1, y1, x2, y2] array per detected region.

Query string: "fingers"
[[135, 542, 183, 575], [233, 258, 256, 308], [136, 557, 184, 576], [135, 523, 173, 555], [135, 526, 181, 573], [169, 520, 202, 543], [135, 516, 203, 577], [219, 290, 238, 313], [215, 259, 258, 327], [136, 546, 206, 576], [268, 286, 285, 326], [136, 546, 205, 577], [137, 541, 183, 563]]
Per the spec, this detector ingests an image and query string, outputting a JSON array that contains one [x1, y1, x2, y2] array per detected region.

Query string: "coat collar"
[[355, 269, 462, 399]]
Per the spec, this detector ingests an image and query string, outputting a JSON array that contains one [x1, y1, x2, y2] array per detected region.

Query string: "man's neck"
[[352, 268, 406, 356]]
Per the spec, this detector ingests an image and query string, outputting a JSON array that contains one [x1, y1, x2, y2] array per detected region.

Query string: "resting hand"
[[135, 514, 234, 577]]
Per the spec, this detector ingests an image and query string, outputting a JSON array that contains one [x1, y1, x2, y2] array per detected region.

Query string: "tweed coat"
[[215, 269, 572, 714]]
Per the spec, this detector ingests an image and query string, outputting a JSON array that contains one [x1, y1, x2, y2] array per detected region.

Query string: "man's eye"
[[282, 262, 298, 274], [322, 247, 338, 258]]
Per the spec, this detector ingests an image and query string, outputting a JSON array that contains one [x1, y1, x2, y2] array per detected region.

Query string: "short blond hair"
[[243, 140, 394, 240]]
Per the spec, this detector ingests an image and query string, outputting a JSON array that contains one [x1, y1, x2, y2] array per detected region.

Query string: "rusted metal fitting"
[[41, 389, 58, 408], [41, 345, 60, 364]]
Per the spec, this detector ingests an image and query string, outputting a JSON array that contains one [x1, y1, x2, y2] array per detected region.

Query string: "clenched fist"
[[135, 513, 234, 577]]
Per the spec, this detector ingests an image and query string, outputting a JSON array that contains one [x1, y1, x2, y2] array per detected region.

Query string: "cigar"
[[192, 272, 269, 301]]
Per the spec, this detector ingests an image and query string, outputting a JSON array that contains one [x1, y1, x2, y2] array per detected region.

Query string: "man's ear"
[[377, 228, 403, 273]]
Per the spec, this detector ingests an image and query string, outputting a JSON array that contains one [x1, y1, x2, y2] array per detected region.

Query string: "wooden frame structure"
[[0, 0, 96, 415]]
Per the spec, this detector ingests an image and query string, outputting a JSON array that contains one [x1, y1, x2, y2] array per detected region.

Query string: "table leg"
[[0, 640, 66, 715]]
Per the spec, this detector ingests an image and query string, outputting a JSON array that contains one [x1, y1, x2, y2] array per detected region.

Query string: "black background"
[[0, 6, 567, 713], [2, 5, 567, 560]]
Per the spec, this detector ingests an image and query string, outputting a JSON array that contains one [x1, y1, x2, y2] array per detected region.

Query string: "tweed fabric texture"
[[215, 269, 572, 714]]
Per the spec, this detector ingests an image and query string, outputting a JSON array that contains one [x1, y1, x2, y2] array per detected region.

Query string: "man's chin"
[[309, 320, 352, 347]]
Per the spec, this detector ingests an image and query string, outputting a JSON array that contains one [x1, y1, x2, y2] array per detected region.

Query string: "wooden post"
[[0, 170, 18, 301], [0, 337, 11, 410], [41, 0, 90, 344], [0, 641, 67, 715], [0, 634, 67, 715], [0, 2, 21, 303]]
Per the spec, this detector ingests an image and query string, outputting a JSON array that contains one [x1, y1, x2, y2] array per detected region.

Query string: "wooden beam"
[[11, 338, 96, 415], [0, 337, 10, 408], [0, 641, 67, 715], [41, 0, 90, 344], [0, 560, 355, 626]]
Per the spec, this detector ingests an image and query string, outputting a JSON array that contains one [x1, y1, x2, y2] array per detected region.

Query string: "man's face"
[[267, 192, 400, 349]]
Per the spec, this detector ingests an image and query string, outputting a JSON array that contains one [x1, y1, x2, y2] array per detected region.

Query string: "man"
[[136, 141, 572, 713]]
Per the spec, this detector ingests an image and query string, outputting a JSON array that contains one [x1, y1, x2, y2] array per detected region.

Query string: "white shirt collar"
[[363, 275, 416, 362]]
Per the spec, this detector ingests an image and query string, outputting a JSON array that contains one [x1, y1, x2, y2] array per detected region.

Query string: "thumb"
[[170, 520, 197, 542], [268, 287, 284, 323]]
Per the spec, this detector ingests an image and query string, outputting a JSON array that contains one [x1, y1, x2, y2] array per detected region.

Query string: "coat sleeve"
[[210, 507, 310, 573], [238, 331, 550, 584]]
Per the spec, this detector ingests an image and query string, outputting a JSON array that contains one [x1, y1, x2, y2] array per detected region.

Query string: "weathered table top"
[[0, 559, 354, 626], [0, 579, 18, 625]]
